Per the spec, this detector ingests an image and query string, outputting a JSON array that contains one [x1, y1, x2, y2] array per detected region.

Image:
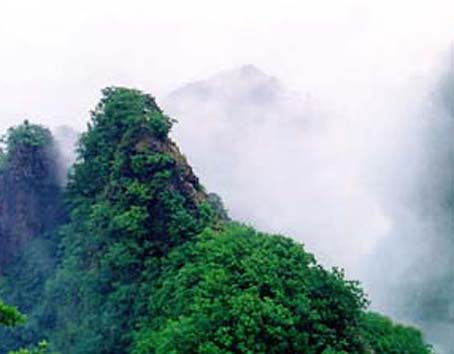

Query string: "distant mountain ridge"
[[168, 65, 282, 107], [162, 64, 385, 272]]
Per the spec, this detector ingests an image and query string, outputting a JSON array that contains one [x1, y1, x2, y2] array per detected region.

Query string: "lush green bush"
[[0, 299, 25, 327], [0, 120, 55, 179], [0, 301, 55, 354], [2, 120, 53, 152], [8, 340, 54, 354], [361, 312, 432, 354], [133, 224, 367, 353], [132, 224, 432, 354]]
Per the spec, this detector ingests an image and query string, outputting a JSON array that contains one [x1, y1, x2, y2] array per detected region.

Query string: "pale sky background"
[[0, 0, 453, 129]]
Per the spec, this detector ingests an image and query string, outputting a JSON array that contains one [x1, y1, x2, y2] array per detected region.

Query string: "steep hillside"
[[0, 121, 63, 268], [43, 87, 215, 354], [0, 122, 64, 352]]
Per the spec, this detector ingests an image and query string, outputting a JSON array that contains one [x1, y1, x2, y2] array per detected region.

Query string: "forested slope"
[[0, 88, 432, 353]]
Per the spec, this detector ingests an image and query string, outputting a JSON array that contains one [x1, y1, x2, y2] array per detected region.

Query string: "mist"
[[161, 49, 454, 351], [163, 65, 383, 270], [362, 52, 454, 351]]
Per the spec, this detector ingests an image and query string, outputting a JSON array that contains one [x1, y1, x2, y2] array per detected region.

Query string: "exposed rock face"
[[135, 133, 208, 207], [0, 124, 63, 269]]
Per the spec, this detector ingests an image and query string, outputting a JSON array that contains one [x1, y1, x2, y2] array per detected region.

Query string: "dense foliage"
[[133, 224, 368, 353], [0, 121, 64, 353], [361, 313, 431, 354], [0, 120, 53, 174], [2, 121, 53, 152], [0, 300, 55, 354], [43, 87, 213, 353], [7, 341, 52, 354], [0, 300, 24, 327], [0, 87, 433, 353], [0, 237, 58, 352]]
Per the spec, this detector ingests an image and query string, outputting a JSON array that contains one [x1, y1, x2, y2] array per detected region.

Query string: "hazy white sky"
[[0, 0, 453, 129]]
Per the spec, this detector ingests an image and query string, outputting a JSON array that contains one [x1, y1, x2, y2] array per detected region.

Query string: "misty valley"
[[0, 61, 453, 354]]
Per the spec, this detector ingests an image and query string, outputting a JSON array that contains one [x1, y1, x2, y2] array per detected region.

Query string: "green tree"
[[8, 340, 53, 354], [44, 87, 213, 354], [133, 224, 368, 354], [0, 299, 25, 327], [0, 300, 53, 354], [361, 312, 432, 353], [0, 121, 64, 353]]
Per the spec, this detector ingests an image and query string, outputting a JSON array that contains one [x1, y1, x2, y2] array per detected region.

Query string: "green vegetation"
[[133, 224, 367, 353], [0, 87, 432, 353], [0, 120, 63, 353], [361, 313, 432, 353], [43, 87, 212, 353], [0, 300, 25, 327], [0, 300, 53, 354], [8, 341, 52, 354], [0, 121, 53, 174], [2, 120, 53, 151]]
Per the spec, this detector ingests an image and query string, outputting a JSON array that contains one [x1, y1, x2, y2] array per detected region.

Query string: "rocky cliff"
[[0, 122, 63, 268]]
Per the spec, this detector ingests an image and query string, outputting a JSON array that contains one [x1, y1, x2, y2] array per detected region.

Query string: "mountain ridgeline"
[[0, 87, 431, 353]]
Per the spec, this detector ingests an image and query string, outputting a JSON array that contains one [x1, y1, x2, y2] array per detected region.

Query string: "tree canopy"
[[0, 299, 24, 327]]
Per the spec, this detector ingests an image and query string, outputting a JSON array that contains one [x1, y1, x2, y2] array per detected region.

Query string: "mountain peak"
[[168, 65, 281, 106], [235, 64, 269, 78]]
